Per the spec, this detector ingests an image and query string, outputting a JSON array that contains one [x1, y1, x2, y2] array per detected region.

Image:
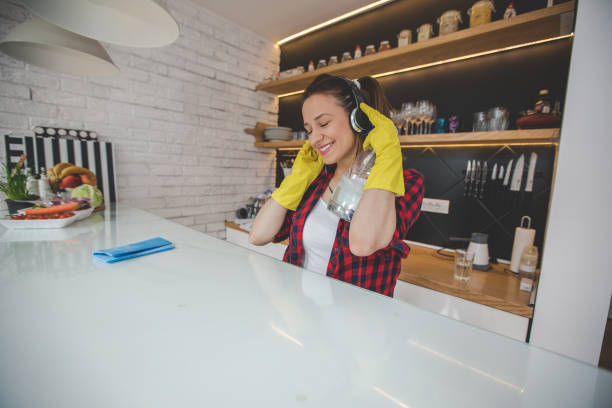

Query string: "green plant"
[[0, 154, 32, 200]]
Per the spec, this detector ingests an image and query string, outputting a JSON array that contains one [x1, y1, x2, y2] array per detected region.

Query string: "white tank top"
[[302, 198, 340, 275]]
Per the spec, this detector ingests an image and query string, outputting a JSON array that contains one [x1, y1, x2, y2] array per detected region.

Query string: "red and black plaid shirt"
[[274, 165, 424, 297]]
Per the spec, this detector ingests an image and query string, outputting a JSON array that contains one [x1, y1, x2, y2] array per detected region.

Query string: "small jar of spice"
[[534, 89, 553, 114]]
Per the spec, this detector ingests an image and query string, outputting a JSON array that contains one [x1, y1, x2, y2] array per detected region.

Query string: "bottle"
[[25, 168, 39, 198], [307, 60, 315, 72], [327, 149, 376, 221], [341, 51, 352, 63], [534, 89, 552, 114], [519, 245, 538, 278], [354, 44, 362, 59], [504, 2, 517, 19], [38, 167, 53, 200]]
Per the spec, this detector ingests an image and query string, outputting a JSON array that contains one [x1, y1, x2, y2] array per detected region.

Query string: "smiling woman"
[[249, 74, 424, 297]]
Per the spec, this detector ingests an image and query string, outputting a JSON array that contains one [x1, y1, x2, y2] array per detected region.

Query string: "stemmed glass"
[[390, 109, 404, 134], [401, 102, 415, 134], [416, 100, 430, 134]]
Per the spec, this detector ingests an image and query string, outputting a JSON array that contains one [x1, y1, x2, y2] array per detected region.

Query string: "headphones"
[[338, 77, 373, 136]]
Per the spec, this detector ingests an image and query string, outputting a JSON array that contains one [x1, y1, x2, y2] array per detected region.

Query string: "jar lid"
[[366, 44, 375, 49], [539, 89, 550, 95]]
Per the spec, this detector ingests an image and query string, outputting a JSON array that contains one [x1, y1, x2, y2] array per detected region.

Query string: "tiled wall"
[[0, 0, 280, 238]]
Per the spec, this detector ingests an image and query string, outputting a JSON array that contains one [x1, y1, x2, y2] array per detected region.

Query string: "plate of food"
[[1, 199, 91, 229]]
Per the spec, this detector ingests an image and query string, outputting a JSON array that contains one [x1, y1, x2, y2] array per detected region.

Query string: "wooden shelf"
[[256, 2, 574, 95], [254, 128, 560, 148], [399, 245, 534, 318], [225, 222, 533, 318]]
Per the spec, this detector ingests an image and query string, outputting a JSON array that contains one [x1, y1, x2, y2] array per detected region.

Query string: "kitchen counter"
[[2, 205, 611, 407], [226, 221, 533, 318]]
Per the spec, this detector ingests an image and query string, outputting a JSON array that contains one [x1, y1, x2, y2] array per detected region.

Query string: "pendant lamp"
[[0, 16, 119, 77], [19, 0, 179, 48]]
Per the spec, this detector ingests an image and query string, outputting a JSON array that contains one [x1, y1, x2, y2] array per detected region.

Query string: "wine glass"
[[401, 102, 415, 135], [416, 100, 429, 134]]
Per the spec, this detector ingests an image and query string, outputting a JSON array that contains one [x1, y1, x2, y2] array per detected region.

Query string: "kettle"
[[467, 232, 491, 271]]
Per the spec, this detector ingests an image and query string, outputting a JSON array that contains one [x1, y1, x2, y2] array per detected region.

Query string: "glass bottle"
[[307, 60, 315, 72], [519, 245, 538, 278], [25, 168, 39, 198], [38, 167, 53, 200], [327, 149, 376, 221], [354, 44, 362, 59]]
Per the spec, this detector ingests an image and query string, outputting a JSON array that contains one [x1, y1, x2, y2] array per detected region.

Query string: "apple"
[[59, 175, 82, 189], [80, 173, 97, 186]]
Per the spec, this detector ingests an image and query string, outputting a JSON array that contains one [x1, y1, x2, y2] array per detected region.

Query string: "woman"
[[249, 74, 424, 297]]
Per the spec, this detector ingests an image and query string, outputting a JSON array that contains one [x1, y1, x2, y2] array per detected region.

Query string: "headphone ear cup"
[[351, 106, 374, 135]]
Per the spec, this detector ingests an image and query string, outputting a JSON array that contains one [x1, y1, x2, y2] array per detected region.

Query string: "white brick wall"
[[0, 0, 280, 238]]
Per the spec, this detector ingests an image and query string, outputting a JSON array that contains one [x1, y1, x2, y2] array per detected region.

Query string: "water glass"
[[454, 249, 474, 282], [486, 107, 510, 131], [473, 111, 487, 131]]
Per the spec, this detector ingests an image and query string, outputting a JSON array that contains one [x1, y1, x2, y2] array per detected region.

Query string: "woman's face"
[[302, 93, 358, 166]]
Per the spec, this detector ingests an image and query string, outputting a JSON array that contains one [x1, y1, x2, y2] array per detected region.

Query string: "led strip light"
[[277, 0, 395, 46]]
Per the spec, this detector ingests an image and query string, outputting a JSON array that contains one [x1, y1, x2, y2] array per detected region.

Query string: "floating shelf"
[[254, 128, 560, 149], [256, 2, 574, 95]]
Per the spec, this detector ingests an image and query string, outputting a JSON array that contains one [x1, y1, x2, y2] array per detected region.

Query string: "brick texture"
[[0, 0, 279, 238]]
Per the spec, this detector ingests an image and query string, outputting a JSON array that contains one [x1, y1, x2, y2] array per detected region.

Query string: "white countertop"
[[1, 204, 611, 407]]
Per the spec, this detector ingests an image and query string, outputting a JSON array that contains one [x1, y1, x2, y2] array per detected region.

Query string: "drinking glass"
[[401, 102, 415, 134], [454, 249, 474, 282], [473, 111, 487, 131], [416, 100, 429, 134], [486, 107, 509, 131]]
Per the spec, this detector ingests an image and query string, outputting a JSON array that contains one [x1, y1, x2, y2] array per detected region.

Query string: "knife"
[[525, 152, 538, 192], [498, 165, 504, 181], [479, 161, 488, 199], [473, 161, 481, 198], [468, 160, 476, 197], [464, 160, 471, 197], [491, 163, 498, 181], [503, 159, 513, 186], [510, 154, 525, 192]]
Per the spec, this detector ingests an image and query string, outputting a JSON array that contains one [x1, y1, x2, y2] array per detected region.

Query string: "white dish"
[[73, 207, 95, 221], [0, 214, 78, 229]]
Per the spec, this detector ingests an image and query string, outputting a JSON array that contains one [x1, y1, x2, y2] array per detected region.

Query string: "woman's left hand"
[[360, 102, 405, 196]]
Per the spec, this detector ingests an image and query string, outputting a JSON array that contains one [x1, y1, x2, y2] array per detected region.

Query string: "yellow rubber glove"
[[271, 140, 324, 211], [360, 102, 405, 197]]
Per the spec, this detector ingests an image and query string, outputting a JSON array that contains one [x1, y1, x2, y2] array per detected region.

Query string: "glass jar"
[[438, 10, 462, 36], [378, 40, 390, 52], [519, 245, 538, 278], [397, 29, 412, 47], [328, 55, 338, 65], [316, 59, 327, 69], [534, 89, 553, 114], [417, 23, 434, 42], [364, 44, 376, 56], [341, 51, 352, 63], [468, 0, 495, 28]]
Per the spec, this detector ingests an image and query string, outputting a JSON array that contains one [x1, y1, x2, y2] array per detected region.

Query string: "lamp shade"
[[19, 0, 179, 48], [0, 16, 119, 77]]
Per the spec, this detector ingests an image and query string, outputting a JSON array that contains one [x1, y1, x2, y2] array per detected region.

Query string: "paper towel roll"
[[510, 225, 535, 272]]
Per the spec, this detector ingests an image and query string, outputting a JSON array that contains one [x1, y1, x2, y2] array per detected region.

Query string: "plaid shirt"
[[274, 165, 424, 297]]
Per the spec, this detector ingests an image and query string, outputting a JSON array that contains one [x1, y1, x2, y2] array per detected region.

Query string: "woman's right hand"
[[271, 140, 323, 211]]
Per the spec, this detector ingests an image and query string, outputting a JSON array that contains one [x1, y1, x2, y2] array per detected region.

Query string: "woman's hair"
[[303, 74, 392, 118]]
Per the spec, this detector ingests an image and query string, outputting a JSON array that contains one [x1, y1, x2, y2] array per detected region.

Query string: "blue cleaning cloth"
[[93, 237, 175, 263]]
